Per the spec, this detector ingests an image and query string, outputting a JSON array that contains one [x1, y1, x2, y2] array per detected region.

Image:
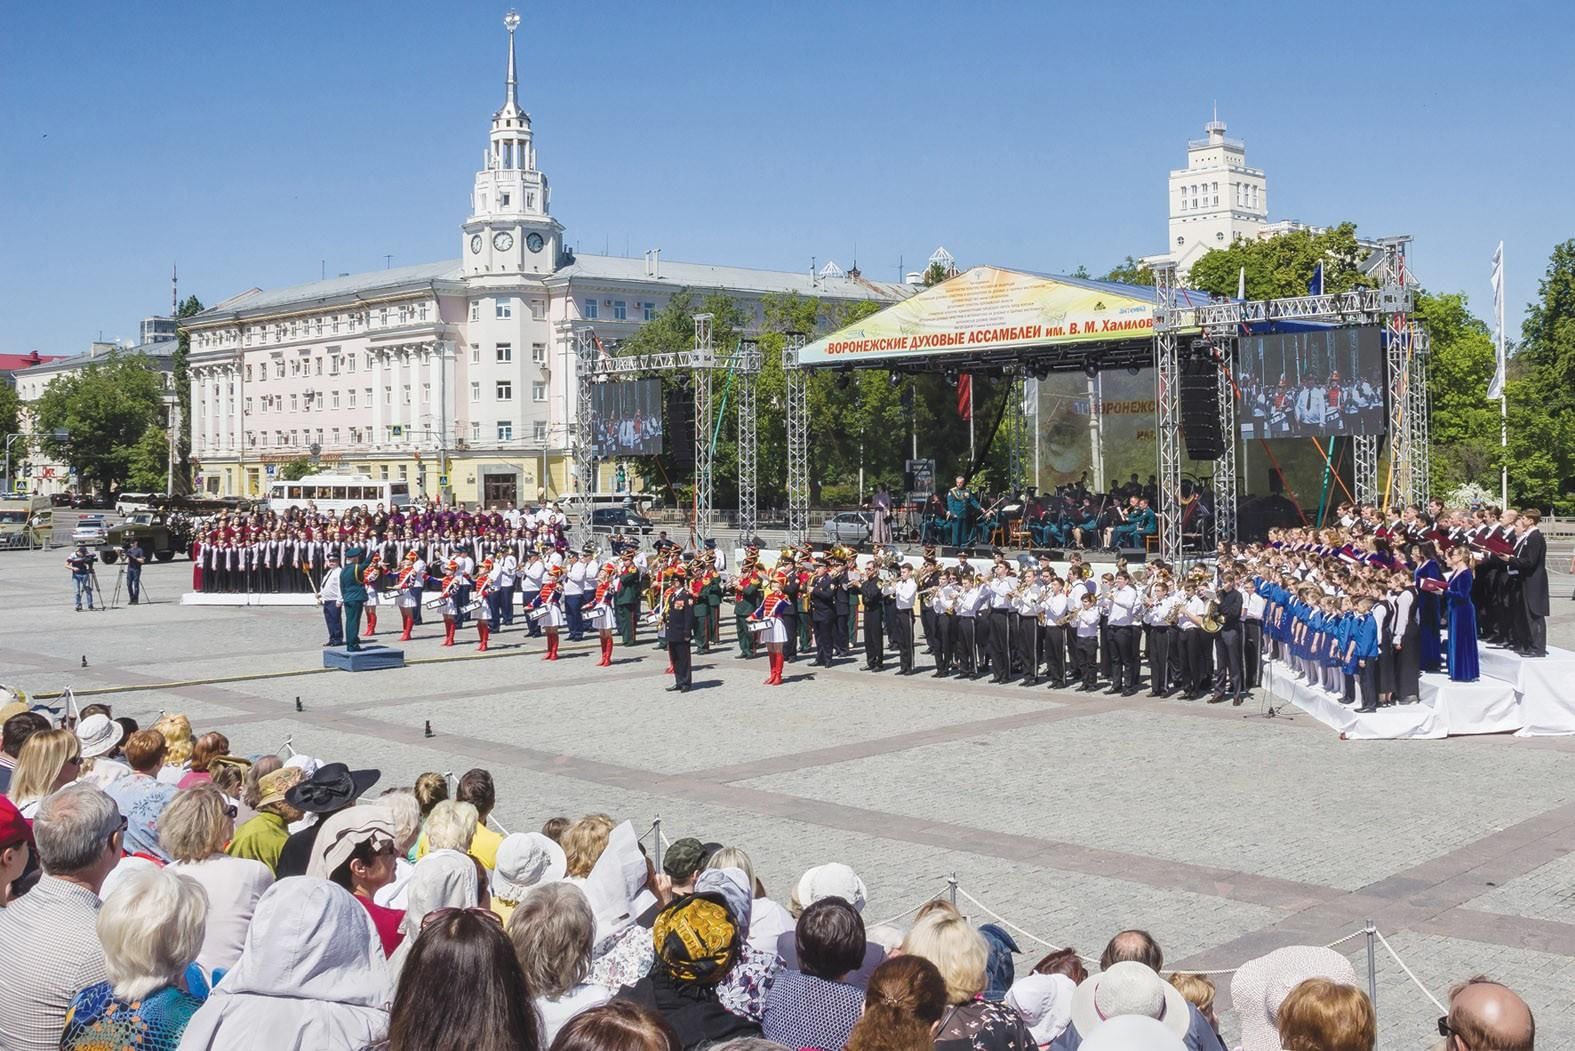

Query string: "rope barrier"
[[1374, 928, 1448, 1013]]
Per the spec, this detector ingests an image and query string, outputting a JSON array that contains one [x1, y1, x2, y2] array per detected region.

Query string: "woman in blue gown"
[[1412, 542, 1446, 673], [1444, 546, 1479, 683]]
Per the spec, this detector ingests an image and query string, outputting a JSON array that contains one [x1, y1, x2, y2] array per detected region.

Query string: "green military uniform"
[[733, 570, 763, 658], [615, 561, 642, 645]]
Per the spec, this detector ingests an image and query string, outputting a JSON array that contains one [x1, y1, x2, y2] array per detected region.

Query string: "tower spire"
[[503, 10, 520, 111]]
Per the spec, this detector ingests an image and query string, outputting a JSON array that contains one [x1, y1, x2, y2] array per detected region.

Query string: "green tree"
[[1413, 292, 1501, 495], [278, 456, 314, 481], [33, 352, 165, 496], [0, 381, 18, 443], [1189, 223, 1373, 300], [1099, 256, 1154, 286], [1070, 264, 1092, 279], [125, 423, 170, 491], [1507, 240, 1575, 510], [170, 295, 203, 493], [922, 261, 949, 286]]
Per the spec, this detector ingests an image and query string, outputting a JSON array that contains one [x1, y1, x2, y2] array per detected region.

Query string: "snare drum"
[[747, 619, 773, 635]]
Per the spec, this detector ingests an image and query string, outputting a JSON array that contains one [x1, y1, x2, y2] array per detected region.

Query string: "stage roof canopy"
[[800, 265, 1214, 372]]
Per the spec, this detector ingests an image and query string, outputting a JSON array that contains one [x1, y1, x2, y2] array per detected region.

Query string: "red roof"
[[0, 351, 67, 372]]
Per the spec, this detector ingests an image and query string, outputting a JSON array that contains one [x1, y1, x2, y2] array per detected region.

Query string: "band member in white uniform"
[[751, 573, 792, 686], [588, 562, 619, 666], [531, 564, 566, 661]]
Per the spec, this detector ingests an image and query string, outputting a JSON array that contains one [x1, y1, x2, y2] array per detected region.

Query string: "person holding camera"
[[124, 536, 146, 605], [67, 545, 97, 611]]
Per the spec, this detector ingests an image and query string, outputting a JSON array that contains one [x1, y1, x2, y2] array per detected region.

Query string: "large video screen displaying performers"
[[1238, 327, 1386, 439], [590, 378, 665, 457]]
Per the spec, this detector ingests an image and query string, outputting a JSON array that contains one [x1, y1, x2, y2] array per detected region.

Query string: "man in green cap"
[[340, 546, 369, 651]]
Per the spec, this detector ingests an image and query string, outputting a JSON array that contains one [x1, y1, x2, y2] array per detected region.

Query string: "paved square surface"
[[6, 547, 1575, 1049]]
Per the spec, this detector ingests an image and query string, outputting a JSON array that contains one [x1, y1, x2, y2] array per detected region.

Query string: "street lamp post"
[[3, 430, 69, 495]]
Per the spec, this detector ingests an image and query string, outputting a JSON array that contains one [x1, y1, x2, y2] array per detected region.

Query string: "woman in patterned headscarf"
[[614, 893, 760, 1050]]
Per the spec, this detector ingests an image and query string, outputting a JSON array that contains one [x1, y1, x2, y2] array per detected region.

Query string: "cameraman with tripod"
[[124, 535, 146, 605], [67, 544, 98, 611]]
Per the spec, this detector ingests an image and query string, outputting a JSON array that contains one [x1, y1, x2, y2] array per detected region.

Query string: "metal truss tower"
[[735, 340, 759, 539], [1152, 263, 1184, 564], [784, 333, 810, 544], [691, 315, 716, 544], [1212, 338, 1239, 547], [1409, 324, 1431, 502], [571, 328, 598, 546], [1377, 237, 1416, 510]]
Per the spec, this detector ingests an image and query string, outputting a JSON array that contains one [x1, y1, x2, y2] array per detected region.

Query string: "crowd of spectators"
[[0, 699, 1541, 1051]]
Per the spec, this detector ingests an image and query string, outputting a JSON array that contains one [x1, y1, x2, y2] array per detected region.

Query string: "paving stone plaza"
[[7, 547, 1575, 1048]]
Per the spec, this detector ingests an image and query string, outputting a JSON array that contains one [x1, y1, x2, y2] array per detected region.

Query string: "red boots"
[[365, 610, 377, 636], [544, 633, 560, 660], [477, 623, 490, 652], [400, 611, 413, 641], [442, 622, 455, 647], [598, 636, 613, 666], [764, 651, 784, 685]]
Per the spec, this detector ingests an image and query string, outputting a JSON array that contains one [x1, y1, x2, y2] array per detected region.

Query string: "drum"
[[747, 619, 773, 635], [528, 605, 553, 622]]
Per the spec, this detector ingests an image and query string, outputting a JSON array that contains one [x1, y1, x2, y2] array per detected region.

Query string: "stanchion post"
[[1364, 919, 1378, 1017], [947, 872, 958, 908], [653, 816, 663, 874]]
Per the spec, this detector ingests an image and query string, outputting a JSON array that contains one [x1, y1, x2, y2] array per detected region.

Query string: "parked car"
[[72, 515, 109, 546], [590, 507, 655, 534], [822, 511, 873, 545], [114, 492, 157, 516]]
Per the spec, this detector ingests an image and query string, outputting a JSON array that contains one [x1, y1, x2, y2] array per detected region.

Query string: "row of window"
[[581, 299, 655, 322], [489, 420, 548, 442], [1179, 180, 1261, 213], [469, 297, 547, 322], [471, 380, 547, 402], [214, 417, 552, 451], [470, 341, 547, 365], [195, 301, 438, 352]]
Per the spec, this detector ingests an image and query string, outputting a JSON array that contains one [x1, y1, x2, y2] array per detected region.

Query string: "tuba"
[[1200, 598, 1223, 633]]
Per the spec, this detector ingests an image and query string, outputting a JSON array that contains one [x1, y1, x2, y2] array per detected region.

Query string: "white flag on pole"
[[1488, 241, 1506, 400], [1237, 266, 1246, 302]]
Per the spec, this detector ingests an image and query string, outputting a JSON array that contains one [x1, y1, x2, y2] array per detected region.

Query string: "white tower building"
[[1164, 111, 1267, 275], [461, 10, 564, 279]]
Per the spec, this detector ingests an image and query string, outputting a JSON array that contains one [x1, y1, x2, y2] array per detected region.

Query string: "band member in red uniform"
[[589, 563, 618, 666], [530, 564, 566, 660], [361, 554, 383, 637], [472, 558, 495, 651], [750, 573, 791, 686], [438, 560, 461, 648], [396, 552, 423, 641]]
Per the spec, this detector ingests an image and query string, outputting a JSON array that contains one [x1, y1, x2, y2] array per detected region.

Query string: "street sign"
[[265, 464, 277, 477], [12, 481, 27, 494], [390, 425, 404, 437], [438, 474, 449, 488]]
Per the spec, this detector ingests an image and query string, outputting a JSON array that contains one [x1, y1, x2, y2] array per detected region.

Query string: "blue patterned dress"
[[62, 980, 206, 1051]]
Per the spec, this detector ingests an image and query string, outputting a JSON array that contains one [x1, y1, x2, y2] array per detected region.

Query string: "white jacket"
[[177, 877, 389, 1051]]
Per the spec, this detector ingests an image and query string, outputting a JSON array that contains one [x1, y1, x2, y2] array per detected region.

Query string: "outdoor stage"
[[1266, 645, 1575, 740]]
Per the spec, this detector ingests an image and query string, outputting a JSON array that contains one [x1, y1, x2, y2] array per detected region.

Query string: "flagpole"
[[1496, 243, 1508, 507]]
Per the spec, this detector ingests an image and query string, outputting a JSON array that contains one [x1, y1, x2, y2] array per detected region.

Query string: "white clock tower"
[[462, 10, 564, 278]]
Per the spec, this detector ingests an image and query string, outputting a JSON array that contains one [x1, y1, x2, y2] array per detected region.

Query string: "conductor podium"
[[323, 643, 406, 672]]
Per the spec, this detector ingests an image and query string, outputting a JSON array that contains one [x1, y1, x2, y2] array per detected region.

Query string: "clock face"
[[469, 234, 482, 254], [493, 231, 514, 252], [526, 232, 545, 254]]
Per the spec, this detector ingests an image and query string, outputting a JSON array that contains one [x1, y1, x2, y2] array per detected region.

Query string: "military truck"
[[0, 495, 52, 549], [99, 510, 195, 563]]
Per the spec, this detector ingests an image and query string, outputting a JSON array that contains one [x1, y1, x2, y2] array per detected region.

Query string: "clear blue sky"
[[2, 1, 1569, 356]]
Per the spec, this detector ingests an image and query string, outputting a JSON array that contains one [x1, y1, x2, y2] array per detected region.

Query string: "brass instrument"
[[1200, 598, 1223, 633]]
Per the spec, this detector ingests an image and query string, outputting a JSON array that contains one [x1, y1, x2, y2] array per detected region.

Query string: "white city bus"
[[263, 473, 413, 514]]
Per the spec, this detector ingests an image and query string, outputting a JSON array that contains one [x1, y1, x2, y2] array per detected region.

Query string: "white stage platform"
[[181, 592, 318, 607], [1264, 644, 1575, 740]]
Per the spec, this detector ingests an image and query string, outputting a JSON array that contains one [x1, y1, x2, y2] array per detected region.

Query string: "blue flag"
[[1308, 262, 1324, 296]]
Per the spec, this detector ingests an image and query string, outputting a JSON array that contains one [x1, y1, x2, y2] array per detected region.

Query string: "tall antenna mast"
[[171, 262, 178, 315]]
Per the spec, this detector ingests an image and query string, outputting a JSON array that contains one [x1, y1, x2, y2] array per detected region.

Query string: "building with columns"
[[185, 12, 908, 506]]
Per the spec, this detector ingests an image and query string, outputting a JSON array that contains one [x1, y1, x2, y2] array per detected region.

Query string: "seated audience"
[[552, 1001, 683, 1051], [373, 788, 423, 910], [0, 785, 119, 1051], [178, 733, 231, 789], [901, 910, 1035, 1051], [1052, 931, 1225, 1051], [1438, 977, 1535, 1051], [846, 956, 949, 1051], [1006, 973, 1077, 1048], [762, 895, 867, 1050], [388, 845, 486, 977], [1275, 977, 1374, 1051], [62, 866, 209, 1051], [74, 713, 130, 788], [162, 784, 274, 973], [617, 892, 762, 1049], [706, 846, 795, 955], [0, 710, 50, 794], [776, 863, 885, 987], [384, 907, 540, 1051], [1230, 944, 1357, 1051], [226, 766, 305, 873], [274, 762, 381, 878], [507, 880, 612, 1044], [492, 830, 567, 924], [176, 877, 389, 1050], [0, 794, 31, 906], [457, 768, 504, 869], [310, 803, 405, 957], [9, 727, 83, 817], [152, 714, 195, 786], [103, 729, 180, 861]]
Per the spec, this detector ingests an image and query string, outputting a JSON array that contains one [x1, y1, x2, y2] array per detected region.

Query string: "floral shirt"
[[63, 981, 206, 1051], [717, 943, 780, 1023], [592, 924, 655, 991], [936, 997, 1035, 1051]]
